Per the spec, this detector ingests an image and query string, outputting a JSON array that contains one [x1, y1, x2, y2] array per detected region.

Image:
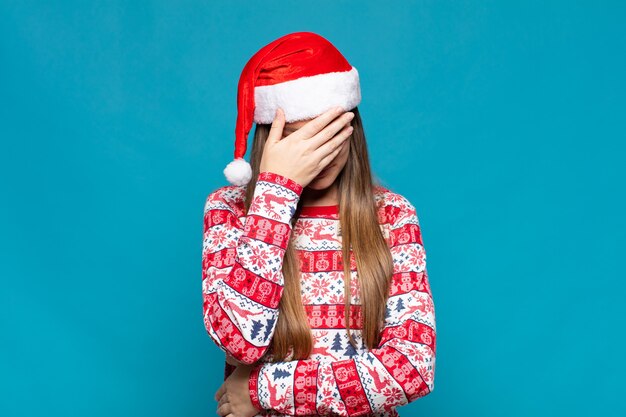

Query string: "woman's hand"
[[259, 106, 354, 188], [215, 363, 260, 417]]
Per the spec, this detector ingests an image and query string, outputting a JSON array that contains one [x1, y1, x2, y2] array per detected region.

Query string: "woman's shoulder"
[[373, 184, 418, 214], [373, 184, 421, 234], [204, 184, 247, 215]]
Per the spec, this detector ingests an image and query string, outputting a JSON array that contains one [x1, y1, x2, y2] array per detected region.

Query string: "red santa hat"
[[223, 31, 362, 186]]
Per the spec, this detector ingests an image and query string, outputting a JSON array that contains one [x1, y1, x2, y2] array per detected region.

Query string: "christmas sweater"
[[202, 171, 436, 417]]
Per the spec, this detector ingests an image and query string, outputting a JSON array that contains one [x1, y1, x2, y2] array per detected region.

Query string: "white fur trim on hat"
[[223, 157, 252, 186], [253, 66, 361, 124]]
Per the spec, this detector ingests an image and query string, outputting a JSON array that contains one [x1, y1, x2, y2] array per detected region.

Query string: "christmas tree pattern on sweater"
[[202, 171, 436, 417]]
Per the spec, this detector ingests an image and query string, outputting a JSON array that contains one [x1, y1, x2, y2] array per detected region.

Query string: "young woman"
[[202, 32, 436, 417]]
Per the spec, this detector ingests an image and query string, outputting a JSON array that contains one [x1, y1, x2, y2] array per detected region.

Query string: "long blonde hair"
[[243, 106, 395, 361]]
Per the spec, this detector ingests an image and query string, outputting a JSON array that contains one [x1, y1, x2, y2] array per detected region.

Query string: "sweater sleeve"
[[202, 171, 303, 365], [247, 195, 436, 416]]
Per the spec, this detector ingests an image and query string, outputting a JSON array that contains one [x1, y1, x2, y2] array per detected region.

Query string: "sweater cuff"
[[258, 171, 304, 196], [248, 363, 264, 412]]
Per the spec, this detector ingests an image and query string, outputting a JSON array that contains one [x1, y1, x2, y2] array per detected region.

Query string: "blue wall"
[[2, 1, 624, 416]]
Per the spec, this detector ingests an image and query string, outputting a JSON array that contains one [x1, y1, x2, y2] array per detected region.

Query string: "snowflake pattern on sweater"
[[202, 171, 436, 417]]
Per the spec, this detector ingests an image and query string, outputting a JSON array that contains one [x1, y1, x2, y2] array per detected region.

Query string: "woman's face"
[[282, 118, 351, 190]]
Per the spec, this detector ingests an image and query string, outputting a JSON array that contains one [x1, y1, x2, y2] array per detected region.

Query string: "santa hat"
[[223, 31, 362, 186]]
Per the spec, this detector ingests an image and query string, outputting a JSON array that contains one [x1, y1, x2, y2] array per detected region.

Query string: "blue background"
[[2, 1, 625, 416]]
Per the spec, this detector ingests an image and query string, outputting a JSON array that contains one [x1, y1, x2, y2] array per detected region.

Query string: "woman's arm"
[[248, 195, 436, 416], [202, 171, 303, 365]]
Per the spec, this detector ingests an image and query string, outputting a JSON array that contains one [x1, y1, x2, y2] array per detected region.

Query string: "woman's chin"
[[306, 175, 334, 190]]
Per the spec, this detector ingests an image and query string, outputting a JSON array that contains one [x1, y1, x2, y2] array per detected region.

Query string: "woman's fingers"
[[315, 123, 353, 164], [290, 106, 345, 142], [217, 390, 229, 408], [214, 383, 226, 401], [266, 107, 286, 144], [216, 401, 232, 417], [308, 111, 354, 149]]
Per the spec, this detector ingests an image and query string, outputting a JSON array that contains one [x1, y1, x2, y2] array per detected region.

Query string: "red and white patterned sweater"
[[202, 171, 436, 417]]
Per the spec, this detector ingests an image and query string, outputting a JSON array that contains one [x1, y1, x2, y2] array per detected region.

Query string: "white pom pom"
[[223, 157, 252, 186]]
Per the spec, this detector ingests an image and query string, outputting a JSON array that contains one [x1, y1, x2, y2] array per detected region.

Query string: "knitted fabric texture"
[[202, 171, 436, 417]]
